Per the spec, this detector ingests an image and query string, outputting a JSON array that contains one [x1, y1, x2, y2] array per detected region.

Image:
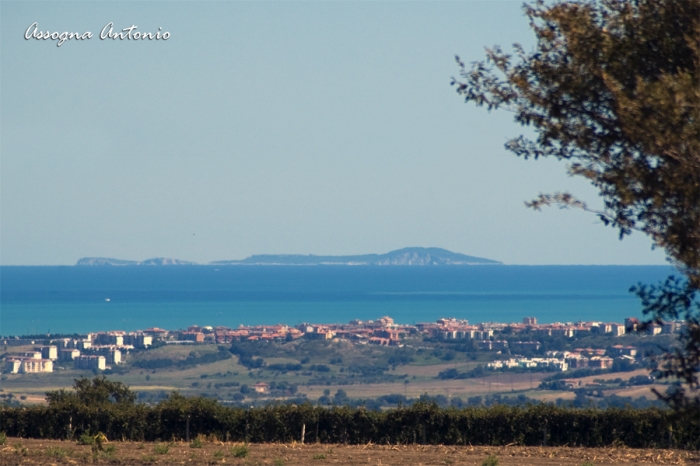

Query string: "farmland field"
[[1, 438, 697, 466], [0, 340, 663, 408]]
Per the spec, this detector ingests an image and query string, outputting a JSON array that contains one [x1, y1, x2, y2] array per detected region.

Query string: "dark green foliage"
[[268, 381, 298, 395], [133, 347, 231, 370], [632, 277, 700, 413], [439, 365, 485, 379], [348, 365, 386, 377], [542, 367, 635, 384], [387, 350, 414, 366], [268, 363, 303, 372], [229, 343, 264, 369], [47, 376, 136, 407], [627, 375, 654, 386], [0, 393, 21, 408], [453, 0, 700, 279], [309, 364, 331, 372], [153, 443, 170, 454], [231, 444, 249, 458], [453, 0, 700, 411], [1, 396, 697, 449], [44, 446, 72, 457], [13, 442, 27, 456], [77, 433, 95, 445]]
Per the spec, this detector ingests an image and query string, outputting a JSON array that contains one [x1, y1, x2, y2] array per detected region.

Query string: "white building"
[[5, 358, 22, 373], [59, 348, 80, 361], [40, 346, 58, 360], [123, 333, 152, 348], [75, 355, 106, 371], [5, 357, 54, 374]]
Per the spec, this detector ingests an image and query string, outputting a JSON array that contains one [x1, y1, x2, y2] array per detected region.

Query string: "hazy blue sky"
[[1, 1, 667, 266]]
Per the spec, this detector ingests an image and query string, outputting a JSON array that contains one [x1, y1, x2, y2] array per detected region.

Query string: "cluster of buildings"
[[4, 346, 57, 374], [137, 317, 412, 347], [421, 316, 684, 341], [488, 346, 638, 372], [3, 331, 153, 374], [3, 313, 682, 376], [488, 357, 569, 372], [124, 315, 682, 353]]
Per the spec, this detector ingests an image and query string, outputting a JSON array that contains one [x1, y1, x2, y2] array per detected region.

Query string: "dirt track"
[[1, 438, 698, 465]]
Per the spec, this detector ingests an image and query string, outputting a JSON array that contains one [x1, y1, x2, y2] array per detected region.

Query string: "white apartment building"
[[40, 346, 58, 360], [5, 357, 54, 374], [75, 355, 106, 371], [59, 348, 80, 361]]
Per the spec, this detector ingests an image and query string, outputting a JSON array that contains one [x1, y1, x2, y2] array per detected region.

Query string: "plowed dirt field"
[[2, 438, 698, 465]]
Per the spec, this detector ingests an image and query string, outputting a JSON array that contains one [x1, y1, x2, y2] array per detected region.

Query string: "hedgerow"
[[1, 397, 698, 449]]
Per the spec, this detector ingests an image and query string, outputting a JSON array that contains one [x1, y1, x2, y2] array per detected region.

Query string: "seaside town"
[[2, 315, 684, 376]]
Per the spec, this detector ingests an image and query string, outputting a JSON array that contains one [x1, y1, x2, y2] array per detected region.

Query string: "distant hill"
[[211, 248, 501, 266], [76, 248, 501, 266], [76, 257, 196, 266]]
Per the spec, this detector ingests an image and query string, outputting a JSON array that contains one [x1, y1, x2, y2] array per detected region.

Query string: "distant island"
[[76, 248, 501, 266], [211, 248, 500, 266], [76, 257, 197, 266]]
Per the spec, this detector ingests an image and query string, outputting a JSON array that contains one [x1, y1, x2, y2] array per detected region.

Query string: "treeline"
[[540, 364, 640, 383], [2, 377, 697, 449], [228, 343, 264, 369], [438, 366, 487, 379], [132, 347, 231, 370], [2, 396, 698, 449]]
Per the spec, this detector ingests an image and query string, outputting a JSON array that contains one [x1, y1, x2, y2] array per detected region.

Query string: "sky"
[[0, 1, 668, 266]]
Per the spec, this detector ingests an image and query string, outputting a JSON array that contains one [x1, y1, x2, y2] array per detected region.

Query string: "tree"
[[46, 376, 136, 407], [452, 0, 699, 412]]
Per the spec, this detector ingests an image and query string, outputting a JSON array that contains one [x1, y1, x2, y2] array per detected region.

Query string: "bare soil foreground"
[[1, 439, 698, 466]]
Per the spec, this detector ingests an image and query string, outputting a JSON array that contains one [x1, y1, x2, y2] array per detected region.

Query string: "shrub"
[[190, 435, 203, 448], [268, 363, 303, 372], [77, 433, 95, 445], [45, 446, 71, 457], [0, 431, 6, 445], [313, 453, 327, 460], [213, 449, 224, 460], [482, 454, 499, 466], [13, 442, 27, 456], [153, 443, 170, 455], [310, 365, 331, 372], [101, 444, 117, 458], [231, 444, 249, 458]]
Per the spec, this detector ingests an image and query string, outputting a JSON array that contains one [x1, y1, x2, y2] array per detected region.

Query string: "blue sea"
[[0, 265, 676, 336]]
